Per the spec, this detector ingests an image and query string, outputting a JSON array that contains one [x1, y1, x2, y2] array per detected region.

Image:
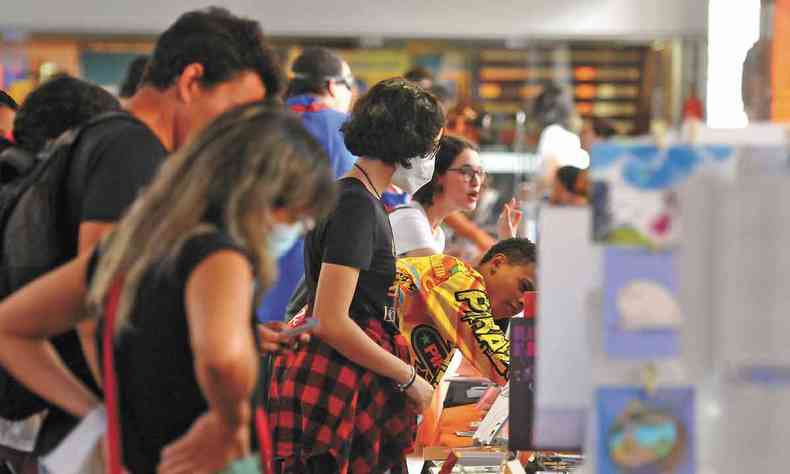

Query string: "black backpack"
[[0, 112, 137, 420]]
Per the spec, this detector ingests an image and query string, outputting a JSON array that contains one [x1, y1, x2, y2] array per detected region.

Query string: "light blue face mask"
[[267, 221, 306, 259]]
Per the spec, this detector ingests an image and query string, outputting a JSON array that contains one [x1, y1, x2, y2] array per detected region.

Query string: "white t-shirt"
[[389, 202, 446, 256], [537, 123, 590, 170]]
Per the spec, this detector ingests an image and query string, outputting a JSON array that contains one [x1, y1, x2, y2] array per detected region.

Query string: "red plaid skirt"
[[268, 317, 417, 473]]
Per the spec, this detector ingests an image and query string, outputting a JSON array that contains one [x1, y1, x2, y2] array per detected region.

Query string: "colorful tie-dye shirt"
[[394, 255, 510, 387]]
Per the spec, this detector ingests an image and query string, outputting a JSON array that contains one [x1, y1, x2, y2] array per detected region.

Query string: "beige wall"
[[0, 0, 707, 39], [27, 39, 82, 77]]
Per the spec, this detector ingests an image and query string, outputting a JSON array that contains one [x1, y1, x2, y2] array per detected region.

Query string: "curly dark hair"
[[13, 74, 120, 153], [142, 7, 284, 100], [413, 134, 477, 207], [342, 77, 445, 167], [480, 238, 537, 266]]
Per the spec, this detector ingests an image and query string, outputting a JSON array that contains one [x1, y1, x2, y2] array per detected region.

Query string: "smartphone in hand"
[[279, 318, 319, 338]]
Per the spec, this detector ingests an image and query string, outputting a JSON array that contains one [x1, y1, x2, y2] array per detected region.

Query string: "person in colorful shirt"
[[393, 238, 537, 387]]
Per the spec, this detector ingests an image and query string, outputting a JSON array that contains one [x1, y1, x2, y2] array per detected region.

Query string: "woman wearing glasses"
[[390, 135, 520, 257]]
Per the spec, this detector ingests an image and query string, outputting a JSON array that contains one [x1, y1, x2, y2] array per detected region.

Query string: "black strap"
[[353, 163, 381, 199], [284, 278, 309, 322], [0, 146, 37, 184]]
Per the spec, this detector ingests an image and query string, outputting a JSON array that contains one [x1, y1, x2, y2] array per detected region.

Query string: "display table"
[[416, 351, 492, 448]]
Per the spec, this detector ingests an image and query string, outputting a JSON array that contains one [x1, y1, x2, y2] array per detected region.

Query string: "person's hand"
[[405, 374, 434, 413], [497, 198, 523, 240], [157, 411, 249, 474], [257, 321, 310, 353]]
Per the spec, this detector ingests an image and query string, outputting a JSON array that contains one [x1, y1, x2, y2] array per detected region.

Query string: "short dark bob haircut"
[[342, 77, 445, 167]]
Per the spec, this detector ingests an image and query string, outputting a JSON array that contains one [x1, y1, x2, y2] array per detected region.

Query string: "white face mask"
[[267, 221, 306, 259], [391, 155, 436, 194]]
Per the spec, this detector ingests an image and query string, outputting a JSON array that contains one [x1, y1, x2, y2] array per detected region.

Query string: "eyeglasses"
[[447, 165, 486, 183]]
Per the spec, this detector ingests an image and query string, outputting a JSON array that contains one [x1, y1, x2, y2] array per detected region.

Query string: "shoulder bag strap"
[[102, 278, 124, 474]]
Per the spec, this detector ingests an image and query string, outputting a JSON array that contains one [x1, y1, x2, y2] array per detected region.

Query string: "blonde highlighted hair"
[[87, 103, 336, 335]]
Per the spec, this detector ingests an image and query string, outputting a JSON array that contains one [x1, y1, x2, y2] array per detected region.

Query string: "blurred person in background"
[[446, 98, 492, 145], [11, 75, 121, 156], [0, 74, 120, 474], [549, 165, 589, 206], [0, 106, 337, 474], [580, 116, 616, 152], [430, 82, 453, 114], [742, 38, 772, 123], [258, 47, 357, 325], [533, 82, 589, 177], [285, 47, 355, 177], [0, 91, 18, 142], [0, 74, 121, 186], [117, 55, 149, 107], [404, 66, 434, 90]]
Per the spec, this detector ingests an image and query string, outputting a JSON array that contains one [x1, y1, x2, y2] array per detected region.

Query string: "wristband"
[[395, 366, 417, 392]]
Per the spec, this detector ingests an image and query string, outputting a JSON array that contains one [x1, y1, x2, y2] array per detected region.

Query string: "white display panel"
[[533, 206, 600, 449]]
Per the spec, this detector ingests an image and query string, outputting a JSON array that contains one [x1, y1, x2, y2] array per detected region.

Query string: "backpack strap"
[[102, 277, 124, 474], [0, 147, 37, 184]]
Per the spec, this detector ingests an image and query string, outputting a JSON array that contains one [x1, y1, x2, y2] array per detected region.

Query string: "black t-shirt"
[[304, 177, 395, 322], [36, 114, 168, 455], [92, 231, 253, 473], [77, 114, 167, 222]]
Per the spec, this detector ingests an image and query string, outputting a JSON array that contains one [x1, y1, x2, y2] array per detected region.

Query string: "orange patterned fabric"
[[394, 255, 510, 387]]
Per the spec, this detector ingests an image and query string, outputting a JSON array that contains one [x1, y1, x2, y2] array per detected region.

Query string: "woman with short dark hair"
[[268, 77, 445, 473]]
